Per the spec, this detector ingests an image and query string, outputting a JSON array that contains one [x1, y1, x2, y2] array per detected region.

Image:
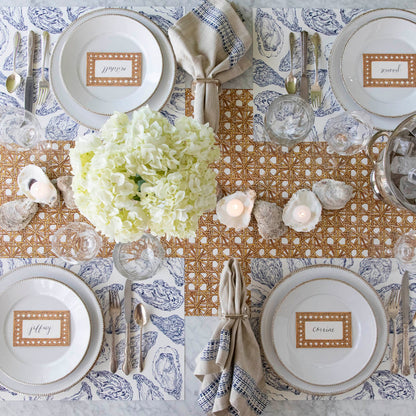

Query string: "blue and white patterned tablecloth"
[[252, 8, 366, 142], [0, 6, 186, 401], [0, 6, 185, 136], [0, 258, 185, 401], [250, 258, 416, 400]]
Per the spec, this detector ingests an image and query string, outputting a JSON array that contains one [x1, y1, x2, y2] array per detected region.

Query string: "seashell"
[[153, 346, 182, 400], [216, 190, 256, 231], [57, 175, 77, 209], [253, 200, 288, 239], [17, 165, 58, 207], [282, 189, 322, 232], [312, 179, 354, 210], [0, 198, 38, 231]]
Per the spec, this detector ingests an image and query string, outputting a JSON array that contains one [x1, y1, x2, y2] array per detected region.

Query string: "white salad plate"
[[0, 264, 103, 395], [51, 9, 176, 130], [341, 17, 416, 118], [260, 265, 388, 395], [329, 8, 416, 131], [272, 278, 377, 386], [0, 278, 91, 385], [60, 14, 163, 116]]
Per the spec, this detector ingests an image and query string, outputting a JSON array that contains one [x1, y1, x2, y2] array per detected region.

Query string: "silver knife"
[[299, 31, 309, 101], [401, 271, 410, 375], [24, 30, 35, 113], [122, 280, 132, 375]]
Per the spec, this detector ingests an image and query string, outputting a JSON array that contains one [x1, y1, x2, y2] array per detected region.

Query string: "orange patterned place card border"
[[296, 312, 352, 348], [13, 310, 70, 347], [86, 52, 142, 86], [363, 53, 416, 87]]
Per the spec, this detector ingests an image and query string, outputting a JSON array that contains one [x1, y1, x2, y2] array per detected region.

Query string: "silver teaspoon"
[[6, 32, 22, 93], [134, 303, 148, 372], [285, 32, 297, 94]]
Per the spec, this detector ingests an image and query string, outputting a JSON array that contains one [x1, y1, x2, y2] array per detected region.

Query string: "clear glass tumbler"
[[113, 233, 165, 281], [0, 106, 43, 151], [324, 111, 373, 155], [264, 95, 315, 149], [51, 222, 102, 264], [394, 230, 416, 272]]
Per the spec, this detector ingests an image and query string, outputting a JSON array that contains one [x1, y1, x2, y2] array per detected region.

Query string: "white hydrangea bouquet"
[[70, 106, 220, 243]]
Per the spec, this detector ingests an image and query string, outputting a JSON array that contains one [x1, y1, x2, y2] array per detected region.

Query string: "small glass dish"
[[113, 233, 165, 281], [0, 106, 43, 151], [324, 111, 373, 155], [394, 230, 416, 272], [51, 222, 102, 264], [264, 95, 315, 149]]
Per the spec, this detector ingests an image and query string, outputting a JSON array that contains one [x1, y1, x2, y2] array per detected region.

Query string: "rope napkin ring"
[[191, 78, 222, 94], [222, 313, 249, 319]]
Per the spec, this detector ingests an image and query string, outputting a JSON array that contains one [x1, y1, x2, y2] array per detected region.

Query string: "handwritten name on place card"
[[13, 311, 70, 347], [86, 52, 142, 87], [363, 54, 416, 87], [296, 312, 352, 348]]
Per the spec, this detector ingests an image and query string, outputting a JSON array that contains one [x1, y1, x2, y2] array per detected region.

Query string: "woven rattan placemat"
[[0, 89, 413, 315]]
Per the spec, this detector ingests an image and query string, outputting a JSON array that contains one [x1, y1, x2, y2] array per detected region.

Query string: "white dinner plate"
[[272, 278, 377, 386], [341, 17, 416, 118], [0, 264, 103, 395], [0, 278, 91, 385], [260, 265, 388, 395], [51, 9, 176, 130], [60, 14, 163, 115], [329, 9, 416, 131]]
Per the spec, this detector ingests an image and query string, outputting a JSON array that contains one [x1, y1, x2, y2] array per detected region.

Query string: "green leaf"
[[130, 174, 146, 200]]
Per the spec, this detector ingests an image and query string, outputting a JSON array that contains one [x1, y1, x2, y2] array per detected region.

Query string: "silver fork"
[[386, 289, 401, 373], [36, 31, 50, 107], [310, 32, 322, 110], [109, 289, 121, 373]]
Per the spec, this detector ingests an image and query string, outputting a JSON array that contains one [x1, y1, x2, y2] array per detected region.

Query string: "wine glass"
[[0, 106, 43, 151], [264, 95, 315, 149], [51, 222, 102, 264], [113, 233, 165, 280], [323, 111, 373, 155], [394, 230, 416, 272]]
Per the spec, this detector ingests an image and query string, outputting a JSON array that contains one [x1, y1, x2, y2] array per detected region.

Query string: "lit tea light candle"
[[225, 198, 245, 217], [30, 181, 53, 200], [292, 205, 312, 224]]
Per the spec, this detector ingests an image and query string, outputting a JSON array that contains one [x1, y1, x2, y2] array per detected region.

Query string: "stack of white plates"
[[260, 265, 388, 395], [51, 9, 176, 130], [329, 9, 416, 131], [0, 264, 103, 395]]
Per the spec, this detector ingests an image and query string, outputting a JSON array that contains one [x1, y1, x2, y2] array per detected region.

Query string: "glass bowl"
[[113, 233, 165, 281], [264, 95, 315, 149], [51, 222, 102, 264]]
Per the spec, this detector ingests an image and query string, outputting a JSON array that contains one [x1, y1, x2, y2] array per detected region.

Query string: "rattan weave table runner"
[[0, 89, 414, 315]]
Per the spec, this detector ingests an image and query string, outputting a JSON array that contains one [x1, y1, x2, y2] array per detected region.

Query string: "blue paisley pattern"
[[0, 6, 185, 400], [253, 8, 366, 141], [251, 257, 416, 401]]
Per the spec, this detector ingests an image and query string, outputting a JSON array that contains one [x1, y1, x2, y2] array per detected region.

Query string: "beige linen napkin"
[[194, 258, 268, 416], [168, 0, 252, 132]]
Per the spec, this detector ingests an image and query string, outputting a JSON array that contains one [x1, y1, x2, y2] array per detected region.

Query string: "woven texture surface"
[[0, 89, 414, 315]]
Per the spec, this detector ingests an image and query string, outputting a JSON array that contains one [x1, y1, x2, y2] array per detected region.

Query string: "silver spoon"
[[6, 32, 22, 93], [285, 32, 297, 94], [134, 303, 148, 372]]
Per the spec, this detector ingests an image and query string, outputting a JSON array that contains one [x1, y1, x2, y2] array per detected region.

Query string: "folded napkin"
[[194, 258, 268, 416], [168, 0, 252, 132]]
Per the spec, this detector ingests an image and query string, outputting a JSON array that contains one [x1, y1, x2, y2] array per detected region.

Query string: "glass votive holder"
[[323, 111, 373, 156], [0, 106, 43, 151], [113, 233, 165, 281], [51, 222, 102, 264], [264, 95, 315, 149], [394, 230, 416, 272]]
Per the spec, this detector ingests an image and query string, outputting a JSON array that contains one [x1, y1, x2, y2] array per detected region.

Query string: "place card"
[[296, 312, 352, 348], [363, 53, 416, 87], [86, 52, 142, 86], [13, 310, 70, 347]]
